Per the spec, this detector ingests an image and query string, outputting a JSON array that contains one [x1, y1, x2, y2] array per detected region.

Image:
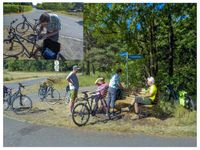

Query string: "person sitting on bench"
[[121, 76, 157, 118]]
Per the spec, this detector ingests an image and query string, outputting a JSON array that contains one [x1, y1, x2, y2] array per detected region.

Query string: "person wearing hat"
[[122, 76, 157, 118], [66, 65, 80, 114]]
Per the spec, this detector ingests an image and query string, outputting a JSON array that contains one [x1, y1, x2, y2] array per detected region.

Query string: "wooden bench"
[[139, 92, 160, 118]]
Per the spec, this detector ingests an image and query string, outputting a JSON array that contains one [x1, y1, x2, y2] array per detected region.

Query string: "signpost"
[[54, 60, 59, 72], [119, 52, 143, 88]]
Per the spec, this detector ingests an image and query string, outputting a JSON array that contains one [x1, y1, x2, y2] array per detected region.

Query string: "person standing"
[[107, 68, 124, 115], [66, 65, 80, 114]]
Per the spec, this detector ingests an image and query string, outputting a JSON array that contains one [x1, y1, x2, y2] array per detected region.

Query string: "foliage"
[[4, 3, 33, 13], [36, 3, 83, 12], [84, 3, 197, 96]]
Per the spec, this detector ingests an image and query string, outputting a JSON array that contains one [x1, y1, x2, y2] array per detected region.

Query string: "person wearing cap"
[[39, 12, 61, 42], [66, 65, 80, 114], [122, 76, 157, 118]]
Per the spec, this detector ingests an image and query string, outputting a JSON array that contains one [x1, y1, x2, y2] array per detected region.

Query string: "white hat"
[[147, 76, 155, 84]]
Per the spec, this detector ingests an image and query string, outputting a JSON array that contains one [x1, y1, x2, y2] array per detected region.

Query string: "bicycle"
[[4, 19, 42, 60], [65, 85, 70, 104], [72, 91, 110, 126], [3, 83, 32, 115], [38, 83, 61, 105], [165, 84, 195, 111], [16, 14, 40, 34]]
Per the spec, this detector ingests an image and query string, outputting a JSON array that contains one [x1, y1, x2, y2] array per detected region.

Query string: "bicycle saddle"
[[18, 83, 25, 88], [34, 19, 38, 21]]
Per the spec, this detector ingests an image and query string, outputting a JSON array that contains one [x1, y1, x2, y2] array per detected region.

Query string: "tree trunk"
[[168, 4, 174, 77], [92, 64, 95, 74], [86, 61, 90, 75]]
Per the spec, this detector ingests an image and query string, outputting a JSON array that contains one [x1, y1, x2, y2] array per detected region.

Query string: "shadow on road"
[[76, 20, 83, 26]]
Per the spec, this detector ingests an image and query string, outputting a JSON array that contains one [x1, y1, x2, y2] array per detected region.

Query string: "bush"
[[4, 4, 32, 14]]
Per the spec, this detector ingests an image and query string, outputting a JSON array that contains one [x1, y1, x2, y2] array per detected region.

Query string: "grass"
[[3, 71, 67, 82], [45, 10, 83, 18], [4, 93, 197, 137]]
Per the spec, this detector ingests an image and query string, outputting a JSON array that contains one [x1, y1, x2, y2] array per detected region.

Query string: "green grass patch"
[[47, 10, 83, 18], [3, 71, 67, 83]]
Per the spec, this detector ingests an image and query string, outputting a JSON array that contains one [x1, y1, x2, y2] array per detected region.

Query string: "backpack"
[[42, 39, 60, 59], [178, 90, 187, 107]]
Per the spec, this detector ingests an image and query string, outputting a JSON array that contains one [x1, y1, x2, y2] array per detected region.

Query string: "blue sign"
[[119, 52, 143, 60]]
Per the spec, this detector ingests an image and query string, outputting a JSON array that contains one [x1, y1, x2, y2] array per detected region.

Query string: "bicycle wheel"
[[45, 89, 60, 105], [187, 98, 195, 111], [4, 39, 24, 57], [33, 47, 42, 60], [16, 22, 29, 34], [72, 103, 90, 126], [38, 87, 46, 100], [12, 95, 32, 115], [100, 99, 111, 119], [65, 91, 70, 104]]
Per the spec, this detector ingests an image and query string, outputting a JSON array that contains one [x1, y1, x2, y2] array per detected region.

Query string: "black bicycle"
[[165, 84, 195, 111], [16, 14, 40, 34], [4, 19, 42, 59], [72, 91, 110, 126], [38, 84, 60, 105], [3, 83, 32, 115]]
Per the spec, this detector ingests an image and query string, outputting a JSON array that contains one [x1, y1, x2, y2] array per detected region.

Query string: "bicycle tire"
[[65, 91, 70, 104], [72, 103, 90, 126], [33, 47, 42, 60], [99, 99, 111, 119], [12, 95, 32, 115], [38, 87, 46, 100], [3, 99, 10, 111], [16, 22, 29, 34], [3, 39, 24, 57], [188, 98, 195, 111], [45, 89, 60, 105]]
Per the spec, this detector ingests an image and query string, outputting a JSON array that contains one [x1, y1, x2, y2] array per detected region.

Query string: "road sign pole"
[[126, 52, 128, 88]]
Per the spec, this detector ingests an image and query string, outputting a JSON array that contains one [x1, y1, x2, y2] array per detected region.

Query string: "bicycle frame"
[[21, 15, 40, 32], [6, 87, 22, 106], [80, 93, 98, 113], [166, 84, 179, 102]]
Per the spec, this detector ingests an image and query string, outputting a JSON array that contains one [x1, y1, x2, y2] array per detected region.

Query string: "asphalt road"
[[4, 8, 83, 60], [4, 117, 196, 147], [4, 78, 197, 147]]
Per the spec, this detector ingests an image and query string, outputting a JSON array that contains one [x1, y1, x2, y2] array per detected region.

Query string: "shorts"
[[135, 96, 153, 105], [70, 90, 78, 102]]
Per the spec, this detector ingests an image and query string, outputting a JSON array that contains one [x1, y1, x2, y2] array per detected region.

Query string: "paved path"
[[4, 8, 83, 59], [4, 117, 196, 147]]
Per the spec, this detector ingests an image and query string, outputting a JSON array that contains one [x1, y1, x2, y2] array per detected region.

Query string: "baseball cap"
[[73, 65, 80, 70]]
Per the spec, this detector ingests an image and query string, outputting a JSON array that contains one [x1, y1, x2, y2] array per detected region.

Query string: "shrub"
[[4, 4, 32, 14]]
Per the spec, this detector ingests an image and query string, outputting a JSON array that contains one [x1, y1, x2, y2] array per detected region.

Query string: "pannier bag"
[[42, 39, 60, 59]]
